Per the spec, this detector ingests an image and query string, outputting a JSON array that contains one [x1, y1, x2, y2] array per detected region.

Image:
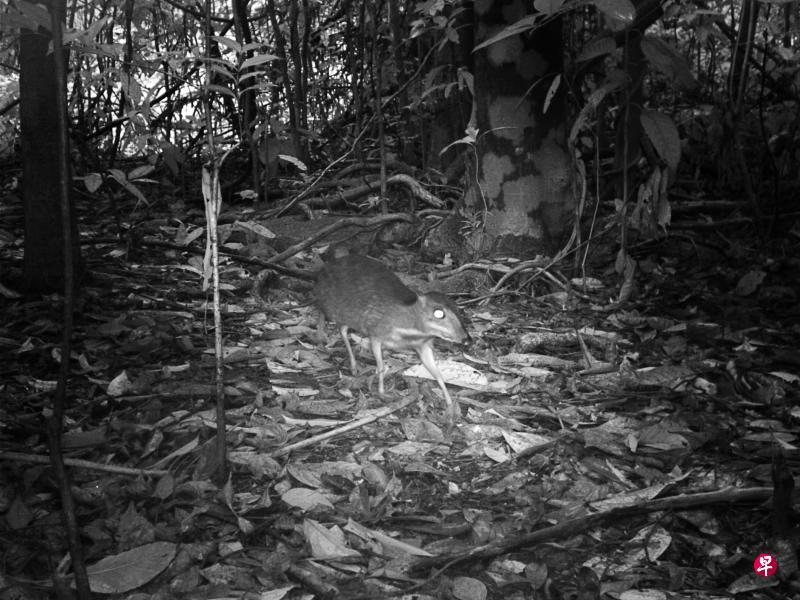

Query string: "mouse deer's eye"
[[433, 308, 445, 319]]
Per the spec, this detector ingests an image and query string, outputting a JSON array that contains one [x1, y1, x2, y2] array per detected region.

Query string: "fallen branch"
[[408, 485, 772, 574], [270, 395, 418, 458], [0, 450, 168, 477]]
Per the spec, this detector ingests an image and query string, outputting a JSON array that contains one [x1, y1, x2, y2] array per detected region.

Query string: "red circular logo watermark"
[[753, 553, 777, 578]]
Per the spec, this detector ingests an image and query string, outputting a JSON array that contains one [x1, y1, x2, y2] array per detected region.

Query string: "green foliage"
[[410, 0, 469, 49], [84, 166, 157, 208], [0, 0, 797, 200], [210, 36, 279, 97]]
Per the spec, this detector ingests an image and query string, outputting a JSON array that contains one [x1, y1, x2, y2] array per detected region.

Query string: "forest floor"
[[1, 187, 799, 600]]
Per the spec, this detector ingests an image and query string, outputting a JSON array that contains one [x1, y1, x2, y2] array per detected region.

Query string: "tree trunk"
[[424, 2, 474, 178], [465, 1, 574, 255], [20, 19, 81, 292]]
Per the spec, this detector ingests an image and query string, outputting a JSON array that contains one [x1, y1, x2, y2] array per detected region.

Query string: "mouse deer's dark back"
[[314, 254, 466, 350]]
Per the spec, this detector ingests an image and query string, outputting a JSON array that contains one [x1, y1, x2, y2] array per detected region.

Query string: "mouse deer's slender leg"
[[416, 342, 455, 408], [370, 338, 385, 394], [339, 326, 359, 375]]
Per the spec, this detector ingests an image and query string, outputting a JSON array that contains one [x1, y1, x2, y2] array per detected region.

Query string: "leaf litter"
[[0, 202, 798, 599]]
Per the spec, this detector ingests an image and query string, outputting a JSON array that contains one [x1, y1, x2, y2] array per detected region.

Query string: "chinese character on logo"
[[753, 553, 777, 578]]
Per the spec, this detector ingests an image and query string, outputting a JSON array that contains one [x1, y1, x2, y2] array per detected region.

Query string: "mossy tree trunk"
[[465, 0, 574, 255]]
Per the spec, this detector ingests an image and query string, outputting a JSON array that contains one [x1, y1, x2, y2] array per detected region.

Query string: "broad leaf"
[[640, 109, 681, 172], [212, 35, 241, 54], [86, 542, 177, 594], [241, 53, 280, 70], [641, 36, 698, 91], [473, 15, 538, 52]]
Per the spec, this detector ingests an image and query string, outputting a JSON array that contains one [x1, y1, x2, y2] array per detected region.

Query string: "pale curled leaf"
[[344, 519, 434, 557], [178, 226, 204, 247], [303, 519, 360, 560], [107, 371, 133, 397], [277, 153, 308, 171], [403, 359, 488, 389], [282, 487, 334, 511], [619, 591, 668, 600], [234, 220, 276, 240], [84, 172, 103, 193], [86, 541, 177, 593], [542, 74, 561, 114], [501, 430, 553, 453], [259, 585, 295, 600]]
